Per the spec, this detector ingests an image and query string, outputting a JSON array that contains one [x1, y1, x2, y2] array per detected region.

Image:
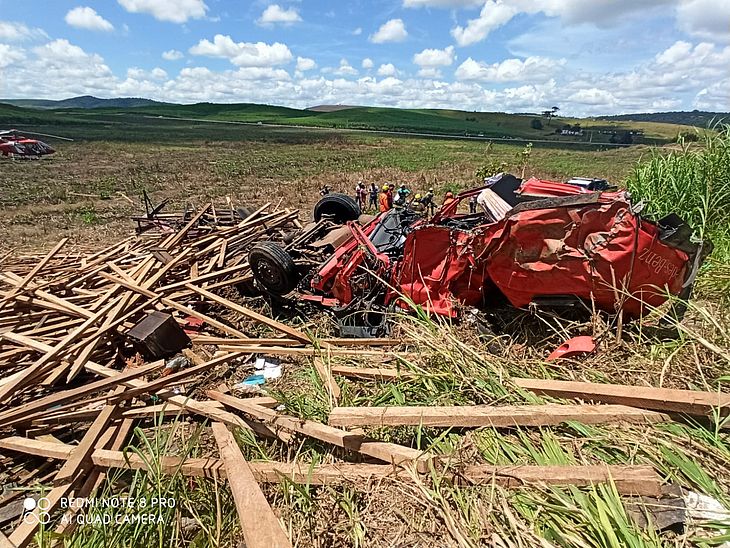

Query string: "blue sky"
[[0, 0, 728, 115]]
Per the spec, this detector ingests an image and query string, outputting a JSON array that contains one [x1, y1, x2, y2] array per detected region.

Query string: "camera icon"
[[22, 497, 51, 525]]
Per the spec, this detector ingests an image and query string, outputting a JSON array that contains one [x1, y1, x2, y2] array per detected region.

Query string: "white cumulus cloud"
[[0, 44, 24, 68], [189, 35, 293, 67], [296, 56, 316, 71], [117, 0, 207, 23], [370, 19, 408, 43], [413, 46, 455, 67], [162, 49, 183, 61], [451, 1, 517, 46], [362, 58, 374, 69], [455, 56, 562, 82], [0, 21, 48, 42], [377, 63, 398, 76], [65, 7, 114, 32], [257, 5, 302, 26], [677, 0, 730, 42], [333, 58, 358, 76], [404, 0, 482, 6]]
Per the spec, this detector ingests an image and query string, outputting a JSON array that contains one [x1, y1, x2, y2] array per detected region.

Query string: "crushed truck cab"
[[249, 174, 707, 320]]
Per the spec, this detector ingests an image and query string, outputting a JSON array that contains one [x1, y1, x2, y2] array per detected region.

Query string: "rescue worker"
[[411, 193, 425, 213], [379, 184, 390, 213], [469, 194, 478, 214], [395, 183, 411, 207], [443, 191, 455, 208], [421, 188, 436, 216], [368, 182, 378, 210]]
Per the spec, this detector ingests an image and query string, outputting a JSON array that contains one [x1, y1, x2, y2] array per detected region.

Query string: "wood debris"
[[0, 199, 716, 544]]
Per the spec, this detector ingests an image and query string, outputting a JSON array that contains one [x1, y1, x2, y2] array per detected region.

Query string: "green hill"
[[0, 100, 701, 145], [0, 95, 169, 109], [599, 110, 729, 128]]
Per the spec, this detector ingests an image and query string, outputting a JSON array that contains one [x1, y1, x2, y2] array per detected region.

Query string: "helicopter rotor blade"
[[0, 129, 74, 141]]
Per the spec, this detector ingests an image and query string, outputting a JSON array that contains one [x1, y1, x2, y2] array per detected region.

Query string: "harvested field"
[[0, 126, 728, 548]]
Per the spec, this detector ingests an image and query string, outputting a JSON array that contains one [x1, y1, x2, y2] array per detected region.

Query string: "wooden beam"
[[186, 284, 311, 344], [329, 364, 415, 381], [0, 238, 68, 309], [98, 271, 250, 339], [328, 404, 667, 428], [0, 443, 660, 496], [54, 388, 122, 484], [312, 357, 340, 404], [211, 423, 292, 548], [513, 378, 730, 417], [217, 345, 393, 357], [207, 391, 432, 472], [0, 436, 73, 459], [0, 359, 164, 427]]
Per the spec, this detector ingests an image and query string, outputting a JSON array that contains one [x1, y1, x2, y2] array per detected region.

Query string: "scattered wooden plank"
[[513, 378, 730, 417], [461, 464, 662, 496], [54, 387, 122, 484], [0, 436, 73, 459], [313, 357, 341, 404], [186, 284, 312, 344], [207, 391, 432, 472], [329, 364, 415, 381], [217, 345, 394, 357], [328, 404, 667, 428], [211, 423, 293, 548], [0, 359, 164, 427], [0, 442, 660, 496], [0, 238, 68, 309]]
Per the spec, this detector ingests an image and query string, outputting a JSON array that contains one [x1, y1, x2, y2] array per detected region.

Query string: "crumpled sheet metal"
[[397, 189, 689, 317], [546, 336, 596, 361]]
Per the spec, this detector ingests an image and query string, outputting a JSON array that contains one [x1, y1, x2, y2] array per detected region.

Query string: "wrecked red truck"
[[247, 173, 707, 324]]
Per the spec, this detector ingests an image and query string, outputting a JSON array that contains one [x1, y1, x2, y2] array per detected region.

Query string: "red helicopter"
[[0, 129, 73, 159]]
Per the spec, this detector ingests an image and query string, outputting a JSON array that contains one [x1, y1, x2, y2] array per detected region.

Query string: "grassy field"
[[2, 112, 729, 547], [0, 113, 656, 252], [0, 101, 697, 145]]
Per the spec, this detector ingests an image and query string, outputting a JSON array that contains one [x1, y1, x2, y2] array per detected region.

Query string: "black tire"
[[248, 242, 297, 294], [313, 193, 361, 223]]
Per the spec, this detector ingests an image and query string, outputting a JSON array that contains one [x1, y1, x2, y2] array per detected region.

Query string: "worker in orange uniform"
[[443, 191, 456, 207], [379, 184, 390, 213]]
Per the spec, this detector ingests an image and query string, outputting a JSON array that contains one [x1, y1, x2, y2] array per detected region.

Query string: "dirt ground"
[[0, 135, 647, 253]]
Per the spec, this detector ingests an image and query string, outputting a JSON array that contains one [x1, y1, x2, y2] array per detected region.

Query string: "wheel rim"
[[255, 258, 284, 290]]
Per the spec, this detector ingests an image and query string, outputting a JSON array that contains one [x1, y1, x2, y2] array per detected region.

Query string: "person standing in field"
[[387, 183, 395, 208], [421, 188, 436, 216], [355, 181, 366, 209], [368, 182, 378, 211], [443, 191, 455, 207], [379, 185, 390, 213]]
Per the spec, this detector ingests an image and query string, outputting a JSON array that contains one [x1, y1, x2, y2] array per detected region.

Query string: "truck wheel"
[[314, 193, 361, 223], [248, 242, 297, 294]]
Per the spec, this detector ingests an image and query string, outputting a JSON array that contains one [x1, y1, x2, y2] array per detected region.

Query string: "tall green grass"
[[627, 125, 730, 301]]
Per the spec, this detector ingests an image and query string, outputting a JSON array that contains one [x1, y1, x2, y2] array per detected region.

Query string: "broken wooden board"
[[0, 441, 661, 496], [211, 423, 292, 548], [328, 404, 667, 428], [513, 378, 730, 417], [206, 391, 433, 472], [329, 364, 416, 381], [312, 357, 341, 404]]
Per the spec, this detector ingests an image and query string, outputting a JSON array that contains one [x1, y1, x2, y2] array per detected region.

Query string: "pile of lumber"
[[1, 200, 728, 547]]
